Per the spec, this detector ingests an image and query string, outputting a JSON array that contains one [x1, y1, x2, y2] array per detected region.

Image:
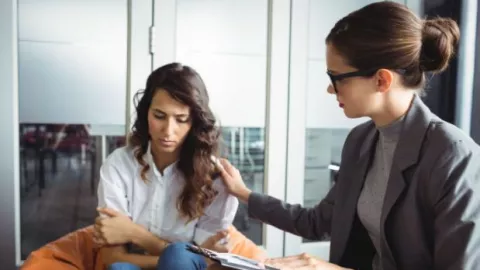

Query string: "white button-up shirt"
[[97, 144, 239, 245]]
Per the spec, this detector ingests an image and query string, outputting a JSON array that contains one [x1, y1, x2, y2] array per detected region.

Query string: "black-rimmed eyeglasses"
[[327, 68, 406, 93], [327, 68, 378, 93]]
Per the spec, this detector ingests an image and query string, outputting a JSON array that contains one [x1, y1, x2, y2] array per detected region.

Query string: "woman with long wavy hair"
[[93, 62, 239, 270]]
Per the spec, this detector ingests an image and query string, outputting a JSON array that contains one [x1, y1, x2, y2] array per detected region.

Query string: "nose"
[[327, 84, 336, 95], [162, 118, 177, 136]]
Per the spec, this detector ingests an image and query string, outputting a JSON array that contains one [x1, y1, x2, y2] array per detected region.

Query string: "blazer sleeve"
[[246, 127, 360, 240], [431, 141, 480, 270], [248, 184, 337, 240]]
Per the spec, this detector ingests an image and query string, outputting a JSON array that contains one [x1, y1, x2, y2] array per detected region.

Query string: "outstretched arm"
[[215, 158, 337, 240], [248, 185, 336, 240]]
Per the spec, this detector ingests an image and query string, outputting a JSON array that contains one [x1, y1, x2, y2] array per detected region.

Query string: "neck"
[[371, 91, 415, 127], [150, 145, 179, 174]]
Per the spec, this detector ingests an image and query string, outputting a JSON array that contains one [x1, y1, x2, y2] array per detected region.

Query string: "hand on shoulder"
[[213, 158, 252, 203]]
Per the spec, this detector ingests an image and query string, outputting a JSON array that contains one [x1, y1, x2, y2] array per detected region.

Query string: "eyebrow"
[[152, 108, 189, 117]]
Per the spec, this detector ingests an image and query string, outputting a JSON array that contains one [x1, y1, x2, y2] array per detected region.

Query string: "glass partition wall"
[[1, 0, 426, 267]]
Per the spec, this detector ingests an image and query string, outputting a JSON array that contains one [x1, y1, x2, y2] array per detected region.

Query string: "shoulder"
[[101, 145, 138, 173], [426, 119, 480, 163], [211, 176, 228, 193], [211, 175, 238, 203], [425, 120, 480, 206]]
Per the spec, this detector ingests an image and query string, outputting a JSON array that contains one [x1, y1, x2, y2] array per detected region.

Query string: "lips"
[[158, 139, 175, 146], [339, 103, 344, 108]]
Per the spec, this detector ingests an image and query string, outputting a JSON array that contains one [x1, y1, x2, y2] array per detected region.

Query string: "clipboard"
[[185, 244, 280, 270]]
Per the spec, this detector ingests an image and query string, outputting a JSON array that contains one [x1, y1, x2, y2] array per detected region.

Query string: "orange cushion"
[[20, 225, 266, 270], [20, 226, 103, 270], [228, 226, 267, 261]]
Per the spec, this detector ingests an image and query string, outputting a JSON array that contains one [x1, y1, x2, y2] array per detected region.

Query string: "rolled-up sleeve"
[[97, 157, 130, 217], [193, 179, 239, 245]]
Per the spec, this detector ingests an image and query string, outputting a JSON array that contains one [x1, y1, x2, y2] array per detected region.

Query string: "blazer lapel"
[[331, 126, 378, 262], [380, 94, 432, 265]]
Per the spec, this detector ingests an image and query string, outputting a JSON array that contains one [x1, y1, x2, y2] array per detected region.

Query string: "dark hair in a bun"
[[326, 1, 460, 90], [420, 18, 460, 73]]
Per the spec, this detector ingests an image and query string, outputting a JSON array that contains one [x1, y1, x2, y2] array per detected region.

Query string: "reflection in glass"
[[19, 124, 264, 258], [221, 127, 265, 245], [19, 123, 125, 259], [303, 128, 349, 243], [17, 0, 129, 259]]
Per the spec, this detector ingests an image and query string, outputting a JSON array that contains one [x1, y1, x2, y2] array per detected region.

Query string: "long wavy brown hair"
[[128, 62, 220, 222]]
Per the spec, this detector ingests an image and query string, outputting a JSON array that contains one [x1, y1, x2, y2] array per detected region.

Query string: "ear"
[[374, 69, 394, 93]]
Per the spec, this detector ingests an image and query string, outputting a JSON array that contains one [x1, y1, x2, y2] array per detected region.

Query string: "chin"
[[157, 146, 177, 153], [152, 143, 177, 154], [343, 110, 363, 119]]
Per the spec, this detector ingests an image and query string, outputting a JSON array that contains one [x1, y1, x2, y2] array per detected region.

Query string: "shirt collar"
[[145, 141, 178, 179]]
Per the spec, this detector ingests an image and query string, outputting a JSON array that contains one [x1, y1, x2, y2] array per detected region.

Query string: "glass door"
[[14, 0, 153, 265], [153, 0, 291, 257]]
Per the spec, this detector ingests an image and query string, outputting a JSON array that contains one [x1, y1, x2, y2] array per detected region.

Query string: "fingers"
[[265, 254, 304, 264], [219, 234, 233, 250], [97, 207, 120, 217], [218, 159, 236, 177], [210, 230, 229, 244], [213, 244, 229, 253], [201, 230, 227, 248], [211, 156, 224, 170], [264, 253, 324, 269], [95, 216, 105, 226], [201, 230, 236, 253], [216, 159, 231, 181], [213, 240, 233, 253], [93, 216, 108, 246], [93, 234, 105, 245], [92, 227, 106, 246]]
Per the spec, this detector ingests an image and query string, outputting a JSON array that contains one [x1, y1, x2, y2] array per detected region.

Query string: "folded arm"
[[97, 158, 170, 266], [129, 221, 170, 256]]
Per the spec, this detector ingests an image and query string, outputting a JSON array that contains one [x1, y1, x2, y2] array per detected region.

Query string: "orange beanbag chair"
[[20, 225, 266, 270]]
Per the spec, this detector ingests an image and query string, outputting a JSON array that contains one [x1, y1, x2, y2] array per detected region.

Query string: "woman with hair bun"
[[217, 2, 480, 270]]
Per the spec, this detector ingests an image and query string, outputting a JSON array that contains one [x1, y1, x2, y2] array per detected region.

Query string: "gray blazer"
[[249, 95, 480, 270]]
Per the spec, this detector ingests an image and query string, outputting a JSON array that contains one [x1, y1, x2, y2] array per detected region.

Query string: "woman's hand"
[[215, 159, 252, 203], [200, 230, 233, 253], [94, 207, 138, 246], [199, 230, 238, 268], [262, 253, 352, 270]]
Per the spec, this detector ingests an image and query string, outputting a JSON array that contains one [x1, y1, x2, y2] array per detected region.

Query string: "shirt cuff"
[[193, 227, 216, 246]]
